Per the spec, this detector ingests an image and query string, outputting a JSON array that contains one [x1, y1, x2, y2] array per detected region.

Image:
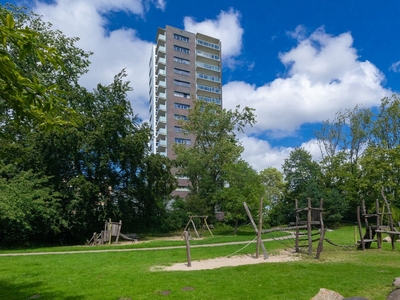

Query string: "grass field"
[[0, 226, 399, 300]]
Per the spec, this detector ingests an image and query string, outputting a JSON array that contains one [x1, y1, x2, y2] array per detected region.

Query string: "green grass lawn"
[[1, 226, 399, 300]]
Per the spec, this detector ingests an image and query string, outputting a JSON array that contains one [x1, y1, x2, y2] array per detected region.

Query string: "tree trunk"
[[234, 218, 238, 235]]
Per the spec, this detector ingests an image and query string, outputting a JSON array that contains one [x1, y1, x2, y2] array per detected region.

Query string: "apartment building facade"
[[148, 25, 222, 196]]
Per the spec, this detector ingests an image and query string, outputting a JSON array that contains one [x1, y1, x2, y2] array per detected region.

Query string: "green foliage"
[[0, 12, 177, 244], [372, 94, 400, 149], [217, 160, 264, 232], [0, 4, 83, 128], [0, 164, 66, 245], [282, 147, 322, 202], [359, 145, 400, 208], [174, 101, 256, 214], [259, 167, 286, 205]]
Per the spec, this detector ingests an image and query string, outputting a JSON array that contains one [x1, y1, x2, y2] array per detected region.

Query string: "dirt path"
[[152, 250, 300, 271], [0, 236, 295, 257]]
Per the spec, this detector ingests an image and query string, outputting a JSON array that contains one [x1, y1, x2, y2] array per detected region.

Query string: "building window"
[[174, 68, 190, 76], [174, 56, 190, 65], [174, 91, 190, 98], [175, 138, 191, 145], [174, 33, 189, 42], [174, 79, 190, 88], [174, 126, 183, 132], [174, 103, 190, 110], [174, 45, 190, 54], [174, 114, 188, 121]]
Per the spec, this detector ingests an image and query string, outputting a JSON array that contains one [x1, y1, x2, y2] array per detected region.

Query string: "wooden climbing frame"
[[244, 198, 325, 259], [357, 188, 400, 250]]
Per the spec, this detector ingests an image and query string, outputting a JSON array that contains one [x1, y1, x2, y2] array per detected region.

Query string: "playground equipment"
[[357, 188, 400, 250], [183, 215, 214, 238], [244, 198, 325, 259], [87, 219, 138, 246]]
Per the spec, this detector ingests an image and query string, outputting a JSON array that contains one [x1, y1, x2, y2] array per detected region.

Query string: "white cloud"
[[153, 0, 166, 11], [32, 0, 162, 119], [223, 28, 390, 138], [183, 8, 243, 66], [239, 136, 291, 172], [240, 136, 322, 172], [390, 60, 400, 73]]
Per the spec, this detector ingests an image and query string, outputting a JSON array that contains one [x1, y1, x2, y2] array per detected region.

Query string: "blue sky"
[[3, 0, 400, 171]]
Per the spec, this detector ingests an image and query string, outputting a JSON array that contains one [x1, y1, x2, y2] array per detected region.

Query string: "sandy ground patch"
[[151, 250, 300, 271]]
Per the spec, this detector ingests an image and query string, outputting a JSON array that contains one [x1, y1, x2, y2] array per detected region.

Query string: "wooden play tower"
[[357, 189, 400, 250]]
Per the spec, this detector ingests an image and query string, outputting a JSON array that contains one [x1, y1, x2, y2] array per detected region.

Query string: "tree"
[[0, 4, 83, 128], [315, 105, 373, 173], [372, 94, 400, 149], [174, 101, 256, 214], [282, 148, 321, 201], [359, 145, 400, 209], [0, 163, 66, 245], [259, 167, 286, 226], [217, 160, 264, 234], [281, 148, 323, 224]]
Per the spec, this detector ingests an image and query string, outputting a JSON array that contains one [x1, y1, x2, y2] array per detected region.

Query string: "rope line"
[[324, 237, 356, 249], [226, 236, 258, 257]]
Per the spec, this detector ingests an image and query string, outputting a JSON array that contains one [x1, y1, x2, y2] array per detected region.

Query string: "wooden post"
[[190, 219, 200, 238], [316, 198, 324, 259], [243, 202, 268, 259], [256, 197, 263, 258], [357, 206, 365, 250], [375, 199, 382, 249], [115, 220, 122, 244], [183, 231, 191, 267], [295, 199, 299, 252], [108, 218, 112, 245], [307, 198, 312, 256], [203, 217, 214, 237]]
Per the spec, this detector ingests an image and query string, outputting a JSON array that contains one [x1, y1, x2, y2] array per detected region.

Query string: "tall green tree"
[[0, 4, 85, 128], [174, 101, 256, 214], [372, 94, 400, 149], [217, 160, 264, 234], [281, 148, 323, 223], [0, 163, 66, 245], [259, 167, 287, 226], [359, 145, 400, 209]]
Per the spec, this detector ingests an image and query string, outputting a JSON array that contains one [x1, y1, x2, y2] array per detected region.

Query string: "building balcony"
[[156, 116, 166, 127], [197, 72, 221, 83], [197, 95, 222, 105], [157, 128, 167, 136], [156, 45, 166, 54], [196, 38, 220, 50], [156, 57, 166, 66], [157, 139, 167, 147], [196, 50, 220, 61], [197, 84, 221, 94], [157, 104, 166, 111], [157, 69, 166, 77], [157, 34, 166, 41], [157, 79, 166, 88], [157, 92, 166, 99], [196, 62, 220, 72]]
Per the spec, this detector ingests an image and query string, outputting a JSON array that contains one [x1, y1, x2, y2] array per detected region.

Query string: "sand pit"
[[151, 250, 300, 271]]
